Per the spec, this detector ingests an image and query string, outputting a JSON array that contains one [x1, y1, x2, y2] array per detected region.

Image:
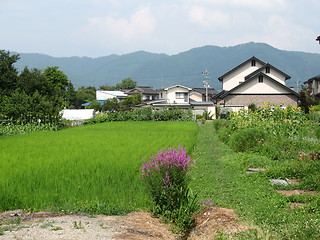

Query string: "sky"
[[0, 0, 319, 58]]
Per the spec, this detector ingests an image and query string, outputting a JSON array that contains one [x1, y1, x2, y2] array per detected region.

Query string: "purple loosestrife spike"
[[141, 145, 194, 178]]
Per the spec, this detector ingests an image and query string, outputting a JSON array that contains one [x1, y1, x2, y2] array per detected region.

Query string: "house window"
[[176, 92, 186, 99], [266, 66, 270, 73], [176, 92, 188, 102], [251, 59, 256, 66], [160, 93, 163, 98], [258, 75, 263, 83]]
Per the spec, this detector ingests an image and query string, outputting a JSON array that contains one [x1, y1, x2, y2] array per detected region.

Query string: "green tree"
[[99, 84, 115, 90], [42, 66, 70, 95], [115, 78, 137, 90], [102, 97, 120, 112], [73, 86, 96, 108], [42, 66, 72, 110], [299, 87, 319, 113], [121, 94, 142, 110], [85, 100, 102, 111], [0, 52, 74, 125], [17, 67, 47, 95], [0, 50, 19, 94]]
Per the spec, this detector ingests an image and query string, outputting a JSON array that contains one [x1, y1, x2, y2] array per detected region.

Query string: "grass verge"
[[191, 123, 320, 239]]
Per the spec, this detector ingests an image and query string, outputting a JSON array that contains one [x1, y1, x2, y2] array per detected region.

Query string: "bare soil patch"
[[0, 208, 247, 240], [189, 207, 248, 240], [276, 190, 318, 196]]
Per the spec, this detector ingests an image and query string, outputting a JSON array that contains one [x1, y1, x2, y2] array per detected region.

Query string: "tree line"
[[0, 50, 140, 124]]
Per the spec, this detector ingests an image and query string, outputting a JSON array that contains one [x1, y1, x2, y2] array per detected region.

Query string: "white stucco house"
[[157, 85, 192, 106], [214, 56, 299, 111], [126, 86, 159, 101], [149, 84, 216, 118]]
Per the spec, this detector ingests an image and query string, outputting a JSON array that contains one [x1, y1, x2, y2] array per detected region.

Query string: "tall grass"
[[0, 121, 197, 214]]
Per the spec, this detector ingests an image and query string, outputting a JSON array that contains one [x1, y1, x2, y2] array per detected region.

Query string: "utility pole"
[[202, 70, 210, 101], [296, 79, 300, 93]]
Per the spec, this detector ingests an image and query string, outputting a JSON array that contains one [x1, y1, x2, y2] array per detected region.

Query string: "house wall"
[[232, 76, 289, 94], [222, 61, 264, 91], [312, 80, 320, 95], [266, 69, 286, 85], [192, 106, 216, 119], [190, 92, 203, 102], [223, 94, 298, 107]]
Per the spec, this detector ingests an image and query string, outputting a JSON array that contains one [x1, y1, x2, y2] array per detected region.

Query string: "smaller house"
[[151, 84, 216, 118], [155, 85, 192, 108], [126, 86, 159, 101], [304, 75, 320, 96]]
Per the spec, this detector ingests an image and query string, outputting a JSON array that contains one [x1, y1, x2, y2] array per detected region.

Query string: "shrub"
[[217, 127, 232, 143], [141, 145, 198, 232], [314, 125, 320, 139], [152, 109, 193, 121], [212, 119, 229, 131], [229, 128, 268, 152], [85, 108, 193, 124]]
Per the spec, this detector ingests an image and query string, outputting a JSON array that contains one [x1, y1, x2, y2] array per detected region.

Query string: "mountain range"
[[13, 42, 320, 91]]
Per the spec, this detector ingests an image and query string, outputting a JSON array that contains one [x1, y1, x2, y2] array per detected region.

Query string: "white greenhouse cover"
[[60, 109, 95, 120]]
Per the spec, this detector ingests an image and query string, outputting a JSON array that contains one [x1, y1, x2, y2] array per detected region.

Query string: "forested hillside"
[[13, 42, 320, 90]]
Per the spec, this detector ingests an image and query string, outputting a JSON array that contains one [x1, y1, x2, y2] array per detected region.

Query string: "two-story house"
[[126, 86, 159, 101], [214, 56, 299, 110], [150, 84, 216, 117]]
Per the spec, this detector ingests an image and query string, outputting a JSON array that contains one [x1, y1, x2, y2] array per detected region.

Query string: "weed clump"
[[141, 145, 199, 233]]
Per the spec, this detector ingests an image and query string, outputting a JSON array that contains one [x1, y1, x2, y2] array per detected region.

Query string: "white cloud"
[[188, 5, 230, 26], [263, 15, 316, 51], [77, 7, 156, 42], [178, 0, 287, 12], [231, 0, 286, 9], [0, 0, 319, 57]]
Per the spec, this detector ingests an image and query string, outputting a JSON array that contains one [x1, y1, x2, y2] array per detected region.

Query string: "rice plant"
[[0, 121, 197, 214]]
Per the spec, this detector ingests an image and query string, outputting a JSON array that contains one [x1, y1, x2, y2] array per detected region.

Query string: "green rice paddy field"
[[0, 121, 198, 214]]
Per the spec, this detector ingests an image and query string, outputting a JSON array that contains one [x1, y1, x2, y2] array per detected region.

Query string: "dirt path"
[[0, 208, 247, 240]]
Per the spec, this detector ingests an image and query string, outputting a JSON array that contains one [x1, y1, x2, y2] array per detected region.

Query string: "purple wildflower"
[[162, 171, 172, 188], [141, 144, 195, 178], [201, 198, 213, 207]]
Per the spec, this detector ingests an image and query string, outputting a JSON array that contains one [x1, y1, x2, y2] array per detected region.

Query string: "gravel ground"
[[0, 210, 177, 240], [0, 208, 247, 239]]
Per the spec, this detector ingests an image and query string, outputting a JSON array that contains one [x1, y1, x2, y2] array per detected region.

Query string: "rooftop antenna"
[[202, 69, 210, 101]]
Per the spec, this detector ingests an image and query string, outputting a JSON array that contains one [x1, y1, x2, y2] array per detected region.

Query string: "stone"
[[269, 179, 289, 185]]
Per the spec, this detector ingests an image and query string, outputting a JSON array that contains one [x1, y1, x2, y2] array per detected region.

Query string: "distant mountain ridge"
[[13, 42, 320, 91]]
